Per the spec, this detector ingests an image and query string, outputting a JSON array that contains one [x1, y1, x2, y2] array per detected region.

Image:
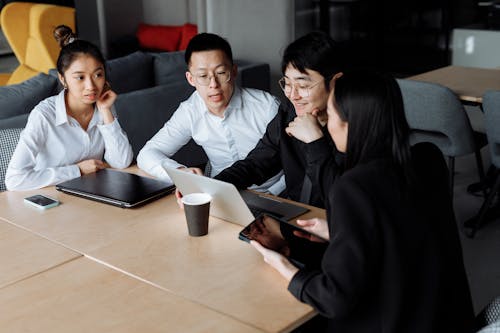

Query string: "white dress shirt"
[[6, 90, 133, 191], [137, 87, 285, 195]]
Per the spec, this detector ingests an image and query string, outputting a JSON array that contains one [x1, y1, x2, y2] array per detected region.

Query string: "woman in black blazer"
[[251, 70, 475, 333]]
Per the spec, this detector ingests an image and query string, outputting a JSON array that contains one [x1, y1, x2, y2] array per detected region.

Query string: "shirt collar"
[[55, 90, 69, 126], [55, 90, 101, 128], [197, 86, 243, 118]]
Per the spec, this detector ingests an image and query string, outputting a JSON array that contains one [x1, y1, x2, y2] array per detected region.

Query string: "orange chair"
[[0, 2, 75, 85]]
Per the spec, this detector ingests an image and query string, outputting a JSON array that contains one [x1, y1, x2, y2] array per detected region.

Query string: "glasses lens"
[[279, 78, 292, 94], [219, 71, 231, 84], [195, 71, 231, 86], [279, 78, 315, 97]]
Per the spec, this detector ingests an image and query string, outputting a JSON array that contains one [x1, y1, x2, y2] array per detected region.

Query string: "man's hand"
[[175, 189, 184, 210], [179, 167, 204, 175], [175, 167, 205, 209], [285, 113, 324, 143]]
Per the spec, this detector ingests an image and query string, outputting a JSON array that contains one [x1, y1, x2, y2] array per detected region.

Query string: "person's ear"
[[186, 71, 196, 87], [231, 63, 238, 80], [58, 74, 67, 89]]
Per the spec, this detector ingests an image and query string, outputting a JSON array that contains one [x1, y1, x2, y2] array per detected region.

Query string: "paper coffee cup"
[[181, 193, 212, 237]]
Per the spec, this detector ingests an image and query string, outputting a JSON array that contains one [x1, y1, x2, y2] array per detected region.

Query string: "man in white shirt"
[[137, 33, 284, 194]]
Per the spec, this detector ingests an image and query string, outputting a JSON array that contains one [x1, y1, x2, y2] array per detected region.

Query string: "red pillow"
[[178, 23, 198, 50], [136, 23, 182, 51]]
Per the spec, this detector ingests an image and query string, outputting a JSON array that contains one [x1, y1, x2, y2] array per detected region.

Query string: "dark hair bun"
[[53, 25, 77, 48]]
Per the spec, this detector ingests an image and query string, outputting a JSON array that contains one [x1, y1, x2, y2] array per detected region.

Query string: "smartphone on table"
[[24, 195, 60, 210]]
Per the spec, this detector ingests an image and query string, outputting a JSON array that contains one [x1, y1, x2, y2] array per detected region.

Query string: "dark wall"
[[0, 0, 74, 8], [318, 0, 481, 76]]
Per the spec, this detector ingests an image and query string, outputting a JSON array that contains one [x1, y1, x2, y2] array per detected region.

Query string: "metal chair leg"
[[464, 171, 500, 238], [474, 148, 486, 182]]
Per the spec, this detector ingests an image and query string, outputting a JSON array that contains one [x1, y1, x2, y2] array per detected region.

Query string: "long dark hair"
[[333, 70, 413, 182], [54, 25, 106, 75]]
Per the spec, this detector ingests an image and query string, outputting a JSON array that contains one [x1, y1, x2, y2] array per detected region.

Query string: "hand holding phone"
[[241, 215, 290, 256], [24, 195, 59, 210]]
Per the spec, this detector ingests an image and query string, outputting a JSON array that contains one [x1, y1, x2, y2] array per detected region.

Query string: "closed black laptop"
[[56, 169, 175, 208]]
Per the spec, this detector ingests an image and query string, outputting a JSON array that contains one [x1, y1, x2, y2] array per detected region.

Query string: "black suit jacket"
[[215, 101, 339, 208], [288, 143, 475, 333]]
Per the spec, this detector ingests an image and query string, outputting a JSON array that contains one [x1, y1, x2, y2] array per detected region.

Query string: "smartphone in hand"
[[24, 195, 60, 210]]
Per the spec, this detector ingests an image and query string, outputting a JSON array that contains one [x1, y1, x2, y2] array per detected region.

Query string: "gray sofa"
[[0, 50, 271, 168]]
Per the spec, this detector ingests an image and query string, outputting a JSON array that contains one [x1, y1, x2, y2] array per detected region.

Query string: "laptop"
[[165, 167, 309, 226], [56, 169, 175, 208]]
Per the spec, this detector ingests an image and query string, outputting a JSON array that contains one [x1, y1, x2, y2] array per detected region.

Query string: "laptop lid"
[[56, 169, 175, 208], [164, 167, 309, 226]]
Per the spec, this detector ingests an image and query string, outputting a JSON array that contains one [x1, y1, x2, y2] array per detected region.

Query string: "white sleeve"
[[5, 112, 81, 191], [97, 115, 134, 169], [137, 103, 193, 180], [266, 174, 286, 196], [270, 96, 280, 118]]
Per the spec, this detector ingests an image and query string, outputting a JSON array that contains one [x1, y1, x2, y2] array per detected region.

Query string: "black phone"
[[239, 214, 326, 268]]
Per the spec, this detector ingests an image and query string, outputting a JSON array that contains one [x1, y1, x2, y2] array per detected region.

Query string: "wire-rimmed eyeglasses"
[[278, 77, 324, 97], [191, 70, 231, 86]]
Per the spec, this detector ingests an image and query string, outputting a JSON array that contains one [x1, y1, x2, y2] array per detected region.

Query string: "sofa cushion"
[[0, 73, 57, 120], [0, 114, 30, 130], [152, 51, 187, 86], [106, 51, 154, 94], [136, 23, 182, 52], [114, 81, 207, 167], [178, 23, 198, 51]]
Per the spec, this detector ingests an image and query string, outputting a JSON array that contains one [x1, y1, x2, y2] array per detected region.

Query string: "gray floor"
[[0, 54, 498, 315], [454, 145, 500, 314]]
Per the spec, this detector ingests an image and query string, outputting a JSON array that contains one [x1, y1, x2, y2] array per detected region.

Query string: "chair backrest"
[[397, 78, 476, 157], [0, 128, 23, 191], [483, 90, 500, 168], [476, 296, 500, 332], [0, 2, 75, 85]]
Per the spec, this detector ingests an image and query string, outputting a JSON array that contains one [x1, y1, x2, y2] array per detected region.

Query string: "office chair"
[[397, 79, 486, 196], [0, 127, 22, 191], [465, 90, 500, 238], [0, 2, 75, 85], [475, 296, 500, 332]]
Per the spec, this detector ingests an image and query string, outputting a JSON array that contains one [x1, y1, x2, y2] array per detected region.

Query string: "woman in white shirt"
[[5, 25, 133, 191]]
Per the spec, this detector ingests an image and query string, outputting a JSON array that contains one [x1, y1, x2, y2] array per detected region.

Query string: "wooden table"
[[0, 257, 265, 333], [0, 218, 80, 289], [408, 65, 500, 104], [0, 175, 325, 332]]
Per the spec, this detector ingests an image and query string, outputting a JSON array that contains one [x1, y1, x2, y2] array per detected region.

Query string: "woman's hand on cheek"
[[251, 240, 299, 281], [96, 89, 117, 111], [96, 89, 117, 124]]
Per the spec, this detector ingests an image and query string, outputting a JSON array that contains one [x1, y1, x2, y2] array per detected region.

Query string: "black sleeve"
[[288, 177, 381, 318], [214, 111, 283, 189], [304, 136, 344, 201]]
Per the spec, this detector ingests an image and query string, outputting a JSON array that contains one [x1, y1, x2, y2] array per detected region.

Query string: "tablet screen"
[[239, 214, 326, 267]]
